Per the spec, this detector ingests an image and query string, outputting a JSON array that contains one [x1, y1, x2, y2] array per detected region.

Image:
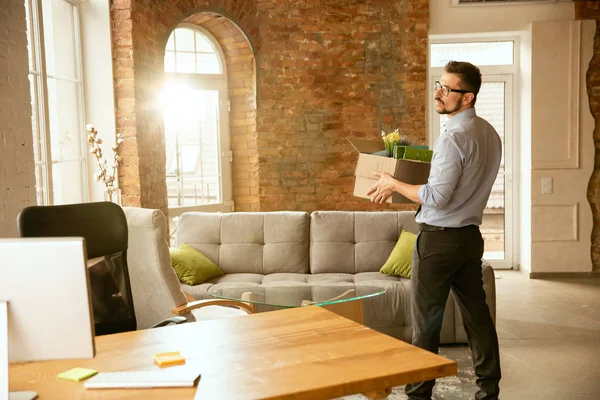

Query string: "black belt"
[[418, 223, 477, 232]]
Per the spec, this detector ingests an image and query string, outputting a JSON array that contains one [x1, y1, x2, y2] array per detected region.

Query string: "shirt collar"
[[443, 108, 476, 132]]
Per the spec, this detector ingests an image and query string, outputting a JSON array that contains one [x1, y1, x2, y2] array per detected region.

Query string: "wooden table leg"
[[240, 292, 256, 313], [322, 299, 364, 325], [362, 387, 392, 399]]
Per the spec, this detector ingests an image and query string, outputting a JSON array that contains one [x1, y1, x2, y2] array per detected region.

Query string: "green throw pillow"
[[170, 243, 224, 286], [380, 230, 417, 279]]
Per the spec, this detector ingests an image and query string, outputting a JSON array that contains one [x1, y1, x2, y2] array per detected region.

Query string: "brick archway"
[[111, 1, 259, 215]]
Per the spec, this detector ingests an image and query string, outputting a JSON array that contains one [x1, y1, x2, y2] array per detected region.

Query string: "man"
[[367, 61, 502, 400]]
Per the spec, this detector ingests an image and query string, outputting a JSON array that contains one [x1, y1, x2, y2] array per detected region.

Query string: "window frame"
[[163, 25, 233, 218], [26, 0, 89, 205]]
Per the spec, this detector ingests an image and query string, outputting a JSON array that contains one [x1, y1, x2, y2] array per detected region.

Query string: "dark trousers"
[[405, 225, 501, 400]]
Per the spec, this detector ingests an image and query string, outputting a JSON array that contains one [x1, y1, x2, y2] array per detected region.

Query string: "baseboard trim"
[[529, 271, 600, 279]]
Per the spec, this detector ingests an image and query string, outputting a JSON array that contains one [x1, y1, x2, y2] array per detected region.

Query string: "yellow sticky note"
[[57, 367, 98, 382], [154, 351, 185, 368]]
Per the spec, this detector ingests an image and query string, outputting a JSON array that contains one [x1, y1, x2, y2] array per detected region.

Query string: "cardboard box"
[[348, 137, 431, 203]]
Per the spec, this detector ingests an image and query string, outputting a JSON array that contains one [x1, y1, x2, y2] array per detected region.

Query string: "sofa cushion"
[[307, 273, 355, 285], [262, 273, 309, 285], [310, 211, 419, 274], [181, 273, 264, 299], [380, 230, 417, 279], [170, 243, 224, 285], [177, 212, 309, 275]]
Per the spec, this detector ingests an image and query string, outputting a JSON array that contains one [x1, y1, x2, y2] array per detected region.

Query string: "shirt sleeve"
[[418, 133, 464, 208]]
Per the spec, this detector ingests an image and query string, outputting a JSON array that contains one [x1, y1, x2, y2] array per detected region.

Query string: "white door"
[[162, 73, 233, 217], [430, 74, 515, 269]]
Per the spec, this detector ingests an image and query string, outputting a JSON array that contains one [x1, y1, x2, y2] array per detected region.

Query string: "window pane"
[[52, 160, 84, 204], [162, 88, 221, 207], [195, 33, 214, 53], [430, 41, 513, 68], [42, 0, 77, 79], [28, 75, 40, 162], [25, 2, 35, 71], [196, 53, 220, 74], [167, 28, 223, 75], [166, 33, 175, 51], [164, 50, 176, 72], [175, 28, 195, 52], [28, 74, 45, 204], [47, 78, 82, 161], [175, 52, 195, 73]]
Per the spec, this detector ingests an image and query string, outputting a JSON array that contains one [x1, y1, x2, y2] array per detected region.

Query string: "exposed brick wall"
[[111, 0, 428, 214], [0, 0, 36, 237], [257, 0, 428, 211], [575, 2, 600, 271]]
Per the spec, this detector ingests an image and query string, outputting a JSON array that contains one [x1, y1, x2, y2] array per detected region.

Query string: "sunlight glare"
[[160, 83, 197, 120]]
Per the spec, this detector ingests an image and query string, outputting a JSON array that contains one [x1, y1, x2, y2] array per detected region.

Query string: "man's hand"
[[366, 171, 397, 204]]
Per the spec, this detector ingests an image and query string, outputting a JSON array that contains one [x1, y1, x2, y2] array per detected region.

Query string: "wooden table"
[[9, 307, 456, 399]]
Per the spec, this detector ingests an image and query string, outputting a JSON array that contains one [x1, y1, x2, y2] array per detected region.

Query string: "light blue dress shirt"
[[416, 108, 502, 228]]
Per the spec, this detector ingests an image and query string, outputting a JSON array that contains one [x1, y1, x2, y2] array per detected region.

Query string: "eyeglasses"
[[434, 81, 471, 97]]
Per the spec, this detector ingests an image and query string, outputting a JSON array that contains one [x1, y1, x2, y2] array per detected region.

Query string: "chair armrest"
[[150, 316, 187, 328], [182, 291, 196, 303], [171, 299, 255, 316]]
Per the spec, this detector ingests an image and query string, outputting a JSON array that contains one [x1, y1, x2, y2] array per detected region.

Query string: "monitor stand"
[[1, 300, 37, 400]]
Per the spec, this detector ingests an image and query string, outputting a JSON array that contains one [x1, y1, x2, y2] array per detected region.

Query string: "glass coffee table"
[[209, 286, 386, 324]]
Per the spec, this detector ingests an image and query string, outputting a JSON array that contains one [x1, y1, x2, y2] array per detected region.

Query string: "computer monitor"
[[0, 237, 95, 399]]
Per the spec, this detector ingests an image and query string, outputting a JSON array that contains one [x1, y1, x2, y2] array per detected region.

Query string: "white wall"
[[529, 20, 594, 274], [81, 0, 118, 202], [0, 0, 36, 237], [430, 0, 585, 273], [430, 1, 574, 35]]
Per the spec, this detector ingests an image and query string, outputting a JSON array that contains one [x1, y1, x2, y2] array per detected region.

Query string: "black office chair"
[[17, 201, 138, 336]]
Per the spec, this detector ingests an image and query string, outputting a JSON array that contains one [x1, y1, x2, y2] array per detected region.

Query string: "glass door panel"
[[163, 87, 223, 209]]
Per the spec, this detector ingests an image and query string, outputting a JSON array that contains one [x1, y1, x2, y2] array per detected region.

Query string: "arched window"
[[165, 27, 221, 74], [161, 27, 232, 217]]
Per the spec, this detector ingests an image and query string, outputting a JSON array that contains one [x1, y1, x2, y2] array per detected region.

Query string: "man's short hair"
[[444, 61, 482, 105]]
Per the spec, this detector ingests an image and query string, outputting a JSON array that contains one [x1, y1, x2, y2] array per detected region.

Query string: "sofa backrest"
[[176, 212, 310, 274], [310, 211, 418, 274]]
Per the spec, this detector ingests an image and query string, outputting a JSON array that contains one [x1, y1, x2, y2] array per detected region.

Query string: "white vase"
[[104, 188, 122, 206]]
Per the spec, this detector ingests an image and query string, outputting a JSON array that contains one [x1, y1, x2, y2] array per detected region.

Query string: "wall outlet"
[[541, 177, 553, 195]]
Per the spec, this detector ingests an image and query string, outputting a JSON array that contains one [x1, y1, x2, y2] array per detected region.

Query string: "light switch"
[[541, 177, 553, 195]]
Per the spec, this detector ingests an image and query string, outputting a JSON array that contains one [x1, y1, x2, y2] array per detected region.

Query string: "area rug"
[[337, 346, 478, 400]]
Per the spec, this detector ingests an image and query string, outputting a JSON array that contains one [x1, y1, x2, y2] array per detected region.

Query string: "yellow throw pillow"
[[170, 243, 224, 286], [380, 230, 417, 279]]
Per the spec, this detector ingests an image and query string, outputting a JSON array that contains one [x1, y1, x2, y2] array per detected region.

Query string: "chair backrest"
[[122, 207, 193, 329], [17, 202, 136, 335]]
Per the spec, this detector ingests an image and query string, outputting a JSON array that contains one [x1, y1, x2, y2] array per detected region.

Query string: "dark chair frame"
[[17, 201, 137, 336]]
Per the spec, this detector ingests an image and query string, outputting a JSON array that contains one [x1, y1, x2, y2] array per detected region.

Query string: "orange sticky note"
[[153, 351, 186, 368]]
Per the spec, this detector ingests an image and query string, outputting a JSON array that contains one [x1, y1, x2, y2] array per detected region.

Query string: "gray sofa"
[[176, 210, 496, 344]]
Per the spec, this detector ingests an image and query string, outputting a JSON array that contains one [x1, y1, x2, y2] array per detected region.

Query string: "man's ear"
[[463, 92, 475, 106]]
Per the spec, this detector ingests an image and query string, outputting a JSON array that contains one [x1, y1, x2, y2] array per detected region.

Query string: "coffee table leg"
[[322, 299, 364, 324], [362, 387, 392, 399], [240, 292, 256, 313]]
